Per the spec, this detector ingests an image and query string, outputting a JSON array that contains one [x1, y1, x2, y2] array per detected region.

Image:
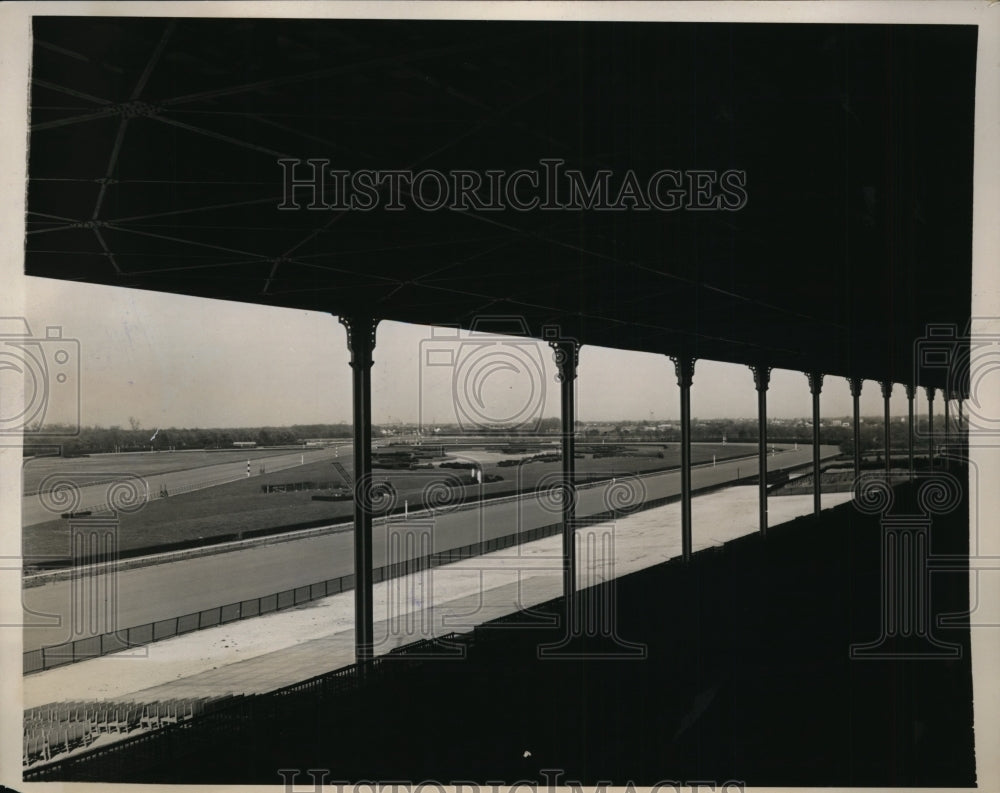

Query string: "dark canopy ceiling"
[[25, 17, 976, 389]]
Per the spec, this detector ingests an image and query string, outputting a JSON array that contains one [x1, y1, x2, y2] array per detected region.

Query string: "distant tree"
[[537, 417, 561, 433]]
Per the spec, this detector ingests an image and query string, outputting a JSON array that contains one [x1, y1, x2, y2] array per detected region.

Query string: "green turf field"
[[22, 448, 303, 495], [23, 443, 760, 559]]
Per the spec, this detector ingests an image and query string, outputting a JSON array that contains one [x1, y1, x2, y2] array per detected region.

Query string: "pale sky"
[[22, 276, 914, 429]]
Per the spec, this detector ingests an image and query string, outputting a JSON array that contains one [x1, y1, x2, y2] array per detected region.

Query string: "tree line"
[[25, 415, 929, 457], [24, 423, 353, 456]]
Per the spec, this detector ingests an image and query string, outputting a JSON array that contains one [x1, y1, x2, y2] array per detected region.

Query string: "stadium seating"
[[24, 694, 236, 769]]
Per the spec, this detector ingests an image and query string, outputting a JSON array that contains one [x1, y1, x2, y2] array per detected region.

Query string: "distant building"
[[233, 441, 257, 448]]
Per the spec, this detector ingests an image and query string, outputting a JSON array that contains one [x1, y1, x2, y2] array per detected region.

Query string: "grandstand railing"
[[23, 631, 482, 781]]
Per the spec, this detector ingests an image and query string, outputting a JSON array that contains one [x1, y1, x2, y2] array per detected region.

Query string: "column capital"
[[549, 339, 580, 383], [806, 371, 825, 396], [925, 385, 936, 402], [339, 314, 378, 368], [879, 380, 894, 400], [750, 363, 772, 392], [669, 355, 697, 388], [905, 383, 916, 400], [848, 376, 864, 398]]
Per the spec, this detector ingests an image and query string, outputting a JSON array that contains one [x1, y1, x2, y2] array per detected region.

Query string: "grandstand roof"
[[24, 17, 976, 390]]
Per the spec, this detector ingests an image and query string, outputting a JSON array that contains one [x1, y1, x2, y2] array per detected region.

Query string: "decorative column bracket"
[[806, 372, 824, 515], [550, 339, 580, 385], [751, 364, 773, 394], [671, 355, 696, 561], [672, 355, 696, 388], [340, 315, 377, 369]]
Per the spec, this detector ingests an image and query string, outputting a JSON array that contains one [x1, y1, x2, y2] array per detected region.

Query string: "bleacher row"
[[23, 694, 239, 767]]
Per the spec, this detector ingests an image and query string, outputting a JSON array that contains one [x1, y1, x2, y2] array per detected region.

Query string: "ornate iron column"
[[905, 383, 916, 480], [807, 372, 824, 515], [849, 377, 864, 478], [550, 339, 580, 604], [925, 386, 935, 468], [339, 314, 377, 671], [671, 355, 696, 560], [880, 380, 893, 475], [750, 364, 772, 535], [540, 339, 646, 660], [943, 390, 951, 462]]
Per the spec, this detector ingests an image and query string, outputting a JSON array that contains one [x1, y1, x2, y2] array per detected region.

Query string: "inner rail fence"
[[22, 521, 569, 675]]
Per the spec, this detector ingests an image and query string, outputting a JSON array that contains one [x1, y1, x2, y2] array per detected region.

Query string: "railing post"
[[340, 314, 378, 673], [849, 377, 864, 478], [671, 355, 696, 559], [750, 364, 772, 536], [806, 372, 824, 515]]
